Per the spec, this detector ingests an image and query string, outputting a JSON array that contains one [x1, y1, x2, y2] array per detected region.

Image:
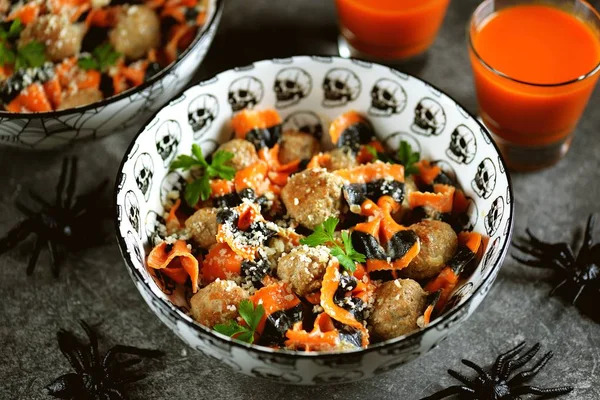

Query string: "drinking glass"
[[335, 0, 451, 62], [468, 0, 600, 171]]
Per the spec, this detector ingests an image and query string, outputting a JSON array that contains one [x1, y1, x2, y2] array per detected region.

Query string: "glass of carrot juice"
[[468, 0, 600, 171], [334, 0, 451, 61]]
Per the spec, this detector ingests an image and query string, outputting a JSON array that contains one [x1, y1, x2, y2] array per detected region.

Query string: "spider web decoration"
[[0, 157, 112, 276], [421, 342, 573, 399], [512, 214, 600, 323], [45, 320, 164, 399]]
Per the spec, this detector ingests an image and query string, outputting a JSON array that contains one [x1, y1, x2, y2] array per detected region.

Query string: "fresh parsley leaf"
[[397, 140, 420, 177], [239, 300, 264, 332], [184, 174, 209, 208], [169, 154, 198, 172], [77, 55, 98, 71], [0, 18, 22, 40], [7, 19, 23, 39], [213, 321, 246, 337], [78, 43, 121, 72], [330, 247, 357, 272], [207, 151, 235, 180], [0, 41, 15, 66], [300, 217, 336, 247], [170, 145, 236, 206], [365, 145, 378, 160], [15, 40, 46, 69], [213, 300, 265, 344], [191, 143, 209, 167], [300, 217, 365, 272]]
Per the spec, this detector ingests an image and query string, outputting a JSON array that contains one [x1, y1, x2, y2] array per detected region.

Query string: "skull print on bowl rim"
[[115, 56, 514, 385]]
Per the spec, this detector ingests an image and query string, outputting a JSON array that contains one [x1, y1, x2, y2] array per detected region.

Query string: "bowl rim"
[[114, 55, 515, 359], [0, 0, 224, 120]]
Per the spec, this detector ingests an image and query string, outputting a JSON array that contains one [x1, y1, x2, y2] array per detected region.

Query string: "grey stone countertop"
[[1, 0, 599, 399]]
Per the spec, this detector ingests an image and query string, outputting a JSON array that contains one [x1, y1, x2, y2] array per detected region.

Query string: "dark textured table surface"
[[1, 1, 599, 399]]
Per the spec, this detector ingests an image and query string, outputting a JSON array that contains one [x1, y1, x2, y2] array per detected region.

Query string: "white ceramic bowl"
[[115, 56, 514, 385], [0, 0, 223, 150]]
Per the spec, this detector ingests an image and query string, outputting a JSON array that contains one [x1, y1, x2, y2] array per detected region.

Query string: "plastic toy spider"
[[512, 214, 600, 306], [45, 320, 164, 399], [0, 157, 110, 276], [421, 342, 573, 399]]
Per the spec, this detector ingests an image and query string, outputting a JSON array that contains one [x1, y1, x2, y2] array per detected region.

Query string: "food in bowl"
[[145, 107, 484, 352], [0, 0, 209, 112]]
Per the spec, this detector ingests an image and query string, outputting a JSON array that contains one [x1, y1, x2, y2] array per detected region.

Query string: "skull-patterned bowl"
[[115, 56, 514, 385], [0, 0, 223, 151]]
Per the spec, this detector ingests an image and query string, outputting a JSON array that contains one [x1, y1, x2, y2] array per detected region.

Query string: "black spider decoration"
[[45, 320, 165, 399], [512, 214, 600, 308], [421, 342, 573, 399], [0, 157, 111, 276]]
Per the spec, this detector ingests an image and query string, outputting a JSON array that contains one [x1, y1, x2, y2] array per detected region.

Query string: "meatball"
[[402, 176, 418, 208], [185, 207, 218, 249], [265, 235, 295, 268], [0, 0, 10, 15], [216, 139, 259, 171], [279, 131, 320, 164], [91, 0, 110, 7], [58, 88, 103, 110], [400, 220, 458, 280], [326, 147, 357, 171], [277, 245, 331, 296], [190, 280, 249, 328], [281, 168, 345, 229], [368, 278, 427, 340], [19, 15, 85, 62], [109, 5, 161, 60]]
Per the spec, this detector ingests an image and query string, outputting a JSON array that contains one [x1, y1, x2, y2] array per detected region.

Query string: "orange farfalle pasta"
[[231, 108, 282, 139], [353, 196, 421, 272], [258, 144, 300, 187], [251, 281, 301, 337], [320, 261, 369, 347], [334, 161, 405, 184], [147, 240, 200, 293], [408, 183, 456, 214], [285, 313, 340, 351]]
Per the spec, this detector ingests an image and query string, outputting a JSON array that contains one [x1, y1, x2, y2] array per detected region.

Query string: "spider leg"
[[114, 358, 143, 370], [112, 372, 148, 385], [501, 343, 540, 378], [104, 388, 127, 400], [79, 320, 100, 369], [572, 284, 586, 305], [420, 385, 476, 400], [549, 279, 569, 297], [518, 231, 576, 264], [493, 341, 526, 378], [447, 369, 474, 386], [28, 189, 52, 208], [0, 220, 35, 254], [507, 351, 553, 386], [56, 158, 70, 208], [65, 157, 78, 210], [461, 359, 488, 377], [71, 179, 110, 218], [26, 235, 45, 275], [512, 385, 573, 397], [102, 345, 164, 369], [57, 329, 87, 373], [582, 214, 596, 252], [15, 200, 37, 217], [47, 239, 60, 277]]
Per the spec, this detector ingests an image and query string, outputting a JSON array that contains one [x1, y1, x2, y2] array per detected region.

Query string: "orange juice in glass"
[[468, 0, 600, 171], [335, 0, 451, 61]]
